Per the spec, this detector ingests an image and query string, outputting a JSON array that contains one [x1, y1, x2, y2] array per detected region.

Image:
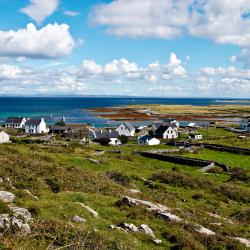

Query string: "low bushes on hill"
[[106, 171, 133, 187], [229, 167, 250, 183], [150, 170, 213, 189]]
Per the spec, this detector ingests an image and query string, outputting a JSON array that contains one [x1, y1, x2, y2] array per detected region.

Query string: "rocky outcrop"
[[0, 191, 15, 203], [234, 237, 250, 248], [0, 213, 31, 234], [72, 215, 86, 223], [9, 206, 32, 222], [207, 212, 233, 224], [139, 224, 155, 238], [75, 202, 99, 218]]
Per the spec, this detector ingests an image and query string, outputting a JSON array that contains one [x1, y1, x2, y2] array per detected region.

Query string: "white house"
[[155, 125, 178, 139], [116, 122, 136, 137], [240, 117, 250, 132], [138, 135, 160, 145], [25, 118, 48, 134], [0, 130, 10, 144], [163, 118, 180, 128], [5, 117, 26, 129], [189, 133, 202, 140], [109, 138, 122, 146]]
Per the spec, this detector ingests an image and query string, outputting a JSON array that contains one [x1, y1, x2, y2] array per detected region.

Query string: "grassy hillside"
[[0, 133, 249, 249]]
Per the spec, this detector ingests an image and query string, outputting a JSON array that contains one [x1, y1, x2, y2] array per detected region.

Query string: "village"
[[0, 113, 250, 249], [0, 115, 249, 146]]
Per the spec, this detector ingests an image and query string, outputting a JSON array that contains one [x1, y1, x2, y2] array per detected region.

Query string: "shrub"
[[192, 193, 203, 201], [106, 171, 132, 187], [120, 135, 128, 144], [231, 208, 250, 223], [229, 167, 250, 182], [218, 183, 250, 203], [45, 179, 61, 193], [0, 201, 12, 214], [94, 138, 110, 146], [150, 170, 213, 189]]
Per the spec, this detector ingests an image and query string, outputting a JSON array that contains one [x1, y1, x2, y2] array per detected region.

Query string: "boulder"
[[139, 224, 155, 238], [0, 191, 15, 203], [158, 212, 182, 222], [117, 222, 139, 232], [75, 202, 99, 218], [9, 207, 32, 222], [234, 237, 250, 248], [72, 215, 86, 223], [153, 239, 162, 245]]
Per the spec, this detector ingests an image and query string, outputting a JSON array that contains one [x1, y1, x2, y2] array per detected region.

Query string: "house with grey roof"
[[240, 117, 250, 132], [25, 118, 48, 134], [155, 124, 178, 139], [116, 122, 136, 137], [138, 135, 160, 145], [5, 117, 26, 129], [90, 129, 121, 145]]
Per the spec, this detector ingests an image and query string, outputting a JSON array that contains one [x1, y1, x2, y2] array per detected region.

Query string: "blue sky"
[[0, 0, 249, 97]]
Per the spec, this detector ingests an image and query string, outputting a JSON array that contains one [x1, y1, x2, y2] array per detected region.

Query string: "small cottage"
[[116, 122, 136, 137], [5, 117, 26, 129], [25, 118, 48, 134], [0, 130, 10, 144], [240, 117, 250, 132], [155, 125, 178, 139], [138, 135, 160, 145], [189, 133, 202, 140], [90, 129, 121, 145]]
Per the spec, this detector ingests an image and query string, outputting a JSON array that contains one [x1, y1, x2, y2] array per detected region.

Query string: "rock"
[[11, 217, 31, 233], [21, 223, 31, 234], [158, 212, 182, 222], [192, 225, 216, 235], [89, 158, 100, 165], [153, 239, 162, 245], [75, 202, 99, 218], [234, 237, 250, 248], [209, 223, 222, 226], [9, 207, 32, 222], [23, 189, 39, 200], [0, 191, 15, 203], [139, 224, 155, 238], [110, 224, 128, 233], [72, 215, 86, 223], [0, 214, 31, 234], [0, 177, 3, 183], [119, 196, 169, 213], [117, 223, 139, 232], [128, 189, 141, 194]]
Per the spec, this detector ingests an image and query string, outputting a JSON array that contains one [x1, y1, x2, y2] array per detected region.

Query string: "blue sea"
[[0, 97, 249, 127]]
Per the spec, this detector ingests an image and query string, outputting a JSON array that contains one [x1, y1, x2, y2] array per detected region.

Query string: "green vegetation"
[[0, 127, 249, 249]]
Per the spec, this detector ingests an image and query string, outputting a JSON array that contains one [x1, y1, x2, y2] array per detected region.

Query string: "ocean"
[[0, 97, 249, 127]]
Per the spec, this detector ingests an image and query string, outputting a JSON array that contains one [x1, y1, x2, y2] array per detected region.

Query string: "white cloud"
[[163, 53, 187, 79], [0, 23, 74, 59], [21, 0, 59, 24], [82, 60, 103, 75], [91, 0, 250, 66], [64, 10, 80, 17], [0, 64, 22, 80]]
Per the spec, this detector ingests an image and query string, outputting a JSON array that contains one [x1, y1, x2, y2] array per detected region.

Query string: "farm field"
[[0, 128, 249, 249]]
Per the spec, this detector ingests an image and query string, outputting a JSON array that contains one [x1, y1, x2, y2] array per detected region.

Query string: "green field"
[[0, 129, 249, 249]]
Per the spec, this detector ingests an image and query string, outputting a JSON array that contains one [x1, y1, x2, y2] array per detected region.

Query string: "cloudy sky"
[[0, 0, 250, 97]]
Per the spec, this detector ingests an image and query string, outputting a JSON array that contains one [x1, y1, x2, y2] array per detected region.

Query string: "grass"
[[0, 129, 249, 249]]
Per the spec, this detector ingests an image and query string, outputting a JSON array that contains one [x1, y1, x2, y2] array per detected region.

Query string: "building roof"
[[122, 122, 136, 132], [163, 118, 176, 122], [26, 118, 43, 126], [155, 124, 176, 137], [138, 135, 155, 141], [95, 130, 120, 139], [5, 117, 25, 124]]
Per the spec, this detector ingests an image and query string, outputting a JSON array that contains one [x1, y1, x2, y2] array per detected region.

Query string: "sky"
[[0, 0, 250, 97]]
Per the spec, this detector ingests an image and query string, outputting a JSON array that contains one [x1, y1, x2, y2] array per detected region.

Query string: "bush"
[[192, 193, 203, 201], [46, 179, 61, 193], [150, 170, 213, 189], [0, 201, 12, 214], [106, 171, 132, 187], [120, 135, 128, 144], [218, 183, 250, 202], [94, 138, 110, 146], [229, 167, 250, 182], [231, 208, 250, 223]]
